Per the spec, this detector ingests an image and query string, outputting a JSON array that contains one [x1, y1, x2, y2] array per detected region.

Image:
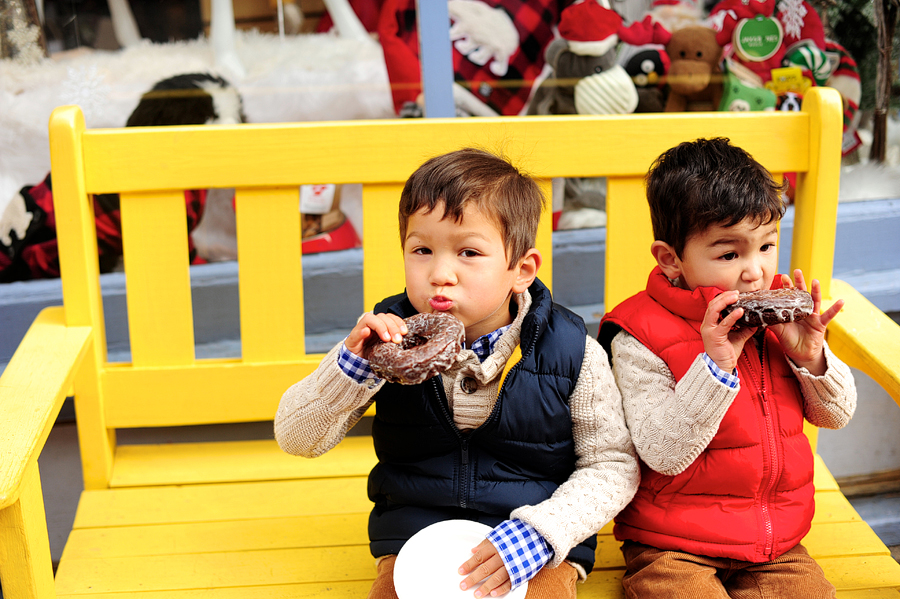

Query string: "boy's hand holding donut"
[[702, 290, 758, 373], [769, 270, 843, 376], [345, 312, 408, 359]]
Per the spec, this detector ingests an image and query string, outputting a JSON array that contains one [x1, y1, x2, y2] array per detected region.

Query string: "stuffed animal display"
[[663, 25, 724, 111], [529, 0, 642, 117], [618, 43, 670, 113], [709, 0, 826, 84], [720, 67, 777, 111]]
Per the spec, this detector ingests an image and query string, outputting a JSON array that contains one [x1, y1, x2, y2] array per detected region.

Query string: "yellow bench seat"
[[55, 442, 900, 598]]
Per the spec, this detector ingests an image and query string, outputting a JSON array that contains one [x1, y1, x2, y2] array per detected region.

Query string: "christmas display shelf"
[[1, 87, 899, 599]]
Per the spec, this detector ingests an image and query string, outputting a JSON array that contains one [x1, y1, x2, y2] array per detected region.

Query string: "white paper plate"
[[394, 519, 528, 599]]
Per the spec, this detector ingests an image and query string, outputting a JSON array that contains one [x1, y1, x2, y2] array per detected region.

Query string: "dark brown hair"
[[646, 137, 786, 258], [399, 148, 545, 268]]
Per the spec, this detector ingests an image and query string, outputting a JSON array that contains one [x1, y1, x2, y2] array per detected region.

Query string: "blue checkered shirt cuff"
[[486, 519, 553, 590], [337, 342, 380, 384], [702, 352, 739, 388]]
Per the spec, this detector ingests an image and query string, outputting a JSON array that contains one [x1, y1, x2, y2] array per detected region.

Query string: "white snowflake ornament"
[[6, 15, 43, 65], [60, 65, 112, 124], [778, 0, 808, 40]]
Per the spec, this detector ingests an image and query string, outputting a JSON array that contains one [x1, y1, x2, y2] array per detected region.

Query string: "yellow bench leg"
[[0, 462, 55, 599]]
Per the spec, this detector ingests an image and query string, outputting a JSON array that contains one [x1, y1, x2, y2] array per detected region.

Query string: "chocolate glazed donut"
[[369, 312, 465, 385], [721, 288, 814, 328]]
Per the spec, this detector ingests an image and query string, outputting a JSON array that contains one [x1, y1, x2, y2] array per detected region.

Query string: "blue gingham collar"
[[469, 324, 512, 363]]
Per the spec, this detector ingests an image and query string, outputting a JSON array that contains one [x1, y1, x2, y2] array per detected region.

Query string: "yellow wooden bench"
[[1, 86, 899, 599]]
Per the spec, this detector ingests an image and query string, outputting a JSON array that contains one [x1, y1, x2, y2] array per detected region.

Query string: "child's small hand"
[[701, 290, 758, 373], [769, 270, 843, 376], [459, 539, 511, 598], [345, 312, 407, 360]]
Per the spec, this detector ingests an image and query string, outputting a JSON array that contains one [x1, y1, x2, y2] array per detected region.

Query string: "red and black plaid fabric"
[[379, 0, 569, 116], [0, 173, 206, 282], [454, 0, 567, 116]]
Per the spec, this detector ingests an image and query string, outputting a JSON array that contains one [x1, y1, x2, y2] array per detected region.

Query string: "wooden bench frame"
[[1, 87, 899, 598]]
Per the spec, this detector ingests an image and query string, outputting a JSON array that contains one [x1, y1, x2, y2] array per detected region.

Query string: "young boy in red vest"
[[276, 148, 639, 599], [598, 137, 857, 598]]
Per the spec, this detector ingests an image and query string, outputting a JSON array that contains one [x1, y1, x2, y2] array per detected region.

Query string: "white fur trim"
[[0, 192, 33, 247], [201, 80, 243, 124], [568, 35, 619, 57]]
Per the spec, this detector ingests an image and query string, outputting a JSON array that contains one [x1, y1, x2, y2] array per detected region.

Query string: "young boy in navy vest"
[[276, 148, 639, 598], [598, 137, 857, 598]]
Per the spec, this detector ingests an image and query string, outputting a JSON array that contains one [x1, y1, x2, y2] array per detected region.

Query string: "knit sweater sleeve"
[[511, 336, 640, 569], [610, 330, 738, 476], [274, 342, 383, 458], [790, 342, 857, 430]]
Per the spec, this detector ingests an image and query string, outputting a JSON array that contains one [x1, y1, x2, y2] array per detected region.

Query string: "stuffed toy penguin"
[[615, 10, 674, 113], [618, 43, 670, 112]]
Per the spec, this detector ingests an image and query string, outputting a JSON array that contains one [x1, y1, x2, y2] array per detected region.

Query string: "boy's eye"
[[721, 252, 738, 261], [412, 247, 432, 255], [761, 243, 775, 252], [460, 249, 481, 258]]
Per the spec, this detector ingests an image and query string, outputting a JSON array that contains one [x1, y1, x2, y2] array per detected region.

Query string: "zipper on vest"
[[743, 334, 778, 559], [431, 378, 471, 509], [459, 438, 470, 509]]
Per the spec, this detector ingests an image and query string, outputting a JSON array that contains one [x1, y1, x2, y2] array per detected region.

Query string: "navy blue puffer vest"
[[366, 279, 596, 571]]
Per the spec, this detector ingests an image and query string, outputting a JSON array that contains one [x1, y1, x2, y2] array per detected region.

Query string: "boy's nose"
[[742, 260, 764, 282], [429, 258, 458, 286]]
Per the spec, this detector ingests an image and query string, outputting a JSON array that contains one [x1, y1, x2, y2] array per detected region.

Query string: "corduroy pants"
[[621, 541, 836, 599], [367, 554, 578, 599]]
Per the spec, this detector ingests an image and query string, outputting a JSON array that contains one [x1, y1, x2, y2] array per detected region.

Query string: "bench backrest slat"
[[120, 191, 196, 366], [235, 187, 307, 362]]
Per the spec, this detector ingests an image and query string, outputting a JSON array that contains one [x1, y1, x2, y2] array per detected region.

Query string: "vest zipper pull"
[[459, 439, 470, 509]]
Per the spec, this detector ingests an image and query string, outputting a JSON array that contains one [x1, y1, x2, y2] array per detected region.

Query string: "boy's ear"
[[512, 248, 541, 293], [651, 240, 682, 280]]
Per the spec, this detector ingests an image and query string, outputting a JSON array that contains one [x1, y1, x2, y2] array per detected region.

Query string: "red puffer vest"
[[600, 268, 815, 563]]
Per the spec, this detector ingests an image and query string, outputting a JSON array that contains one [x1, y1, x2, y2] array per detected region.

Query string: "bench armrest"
[[0, 307, 92, 509], [826, 279, 900, 409]]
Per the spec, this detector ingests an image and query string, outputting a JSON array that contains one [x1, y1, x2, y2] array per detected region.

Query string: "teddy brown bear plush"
[[664, 25, 724, 112]]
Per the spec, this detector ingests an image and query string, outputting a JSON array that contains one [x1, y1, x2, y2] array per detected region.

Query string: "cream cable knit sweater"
[[275, 291, 640, 570], [609, 330, 857, 477]]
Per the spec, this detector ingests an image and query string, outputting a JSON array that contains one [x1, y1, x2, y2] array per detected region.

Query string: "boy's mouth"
[[429, 296, 453, 311]]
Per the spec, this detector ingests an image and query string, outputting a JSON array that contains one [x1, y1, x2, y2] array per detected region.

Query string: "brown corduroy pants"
[[621, 541, 836, 599], [367, 554, 578, 599]]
